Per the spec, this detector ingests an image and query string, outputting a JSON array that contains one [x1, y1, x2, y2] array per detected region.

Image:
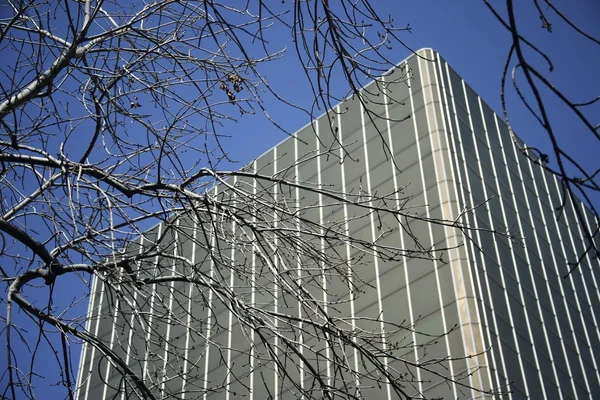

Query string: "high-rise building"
[[76, 49, 600, 399]]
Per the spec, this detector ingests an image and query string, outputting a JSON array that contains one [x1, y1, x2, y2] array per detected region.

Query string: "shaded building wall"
[[428, 48, 600, 399]]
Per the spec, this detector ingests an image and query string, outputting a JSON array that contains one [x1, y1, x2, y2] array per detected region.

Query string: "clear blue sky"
[[226, 0, 599, 198], [2, 1, 598, 399]]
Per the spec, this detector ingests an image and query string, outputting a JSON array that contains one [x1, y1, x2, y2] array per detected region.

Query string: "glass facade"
[[76, 49, 600, 399]]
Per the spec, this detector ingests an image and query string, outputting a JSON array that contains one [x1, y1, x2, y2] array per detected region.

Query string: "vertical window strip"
[[202, 187, 218, 400], [102, 262, 123, 399], [503, 117, 579, 399], [359, 99, 392, 400], [225, 177, 238, 400], [292, 137, 305, 397], [142, 223, 163, 386], [99, 280, 122, 398], [160, 218, 181, 396], [181, 218, 198, 399], [477, 96, 548, 398], [75, 335, 88, 399], [80, 268, 100, 400], [405, 58, 425, 396], [250, 160, 258, 400], [315, 119, 333, 393], [272, 149, 280, 399], [434, 57, 500, 395], [119, 235, 147, 400], [442, 61, 512, 398], [336, 105, 360, 395], [418, 54, 461, 396]]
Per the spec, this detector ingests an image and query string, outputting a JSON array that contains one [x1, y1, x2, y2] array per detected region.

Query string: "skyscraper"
[[76, 49, 600, 399]]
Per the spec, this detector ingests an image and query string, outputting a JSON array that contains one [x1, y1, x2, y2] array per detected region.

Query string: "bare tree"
[[0, 1, 545, 399], [484, 0, 600, 273]]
